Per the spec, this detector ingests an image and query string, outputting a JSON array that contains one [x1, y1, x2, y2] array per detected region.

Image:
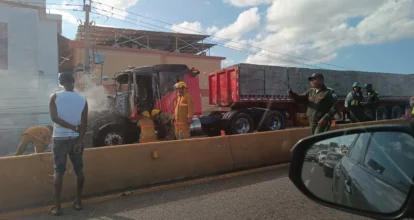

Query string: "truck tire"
[[391, 106, 403, 119], [94, 127, 125, 147], [377, 106, 388, 120], [229, 112, 254, 135], [260, 110, 285, 131]]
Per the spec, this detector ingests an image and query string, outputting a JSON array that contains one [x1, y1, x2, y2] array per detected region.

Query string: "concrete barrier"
[[229, 128, 311, 170], [228, 118, 407, 170], [0, 118, 408, 211], [0, 136, 233, 211]]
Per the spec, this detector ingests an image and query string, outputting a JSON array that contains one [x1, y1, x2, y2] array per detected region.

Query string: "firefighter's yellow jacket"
[[138, 117, 157, 143]]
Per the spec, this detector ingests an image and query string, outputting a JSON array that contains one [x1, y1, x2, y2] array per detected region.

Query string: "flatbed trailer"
[[200, 63, 413, 136]]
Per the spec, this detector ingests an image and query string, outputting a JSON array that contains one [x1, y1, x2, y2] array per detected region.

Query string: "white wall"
[[0, 2, 61, 155]]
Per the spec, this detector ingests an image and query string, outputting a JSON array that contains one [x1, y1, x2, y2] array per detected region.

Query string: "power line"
[[90, 9, 323, 69], [88, 6, 309, 67], [93, 2, 355, 71]]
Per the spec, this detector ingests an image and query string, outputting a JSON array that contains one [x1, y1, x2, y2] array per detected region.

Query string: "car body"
[[323, 153, 343, 178], [332, 132, 412, 213]]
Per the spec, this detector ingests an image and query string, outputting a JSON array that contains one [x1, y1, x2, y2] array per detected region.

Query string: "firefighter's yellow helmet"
[[151, 109, 161, 117], [174, 81, 187, 89], [141, 111, 150, 117]]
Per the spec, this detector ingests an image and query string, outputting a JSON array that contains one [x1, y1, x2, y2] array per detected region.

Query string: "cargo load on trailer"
[[200, 63, 414, 136]]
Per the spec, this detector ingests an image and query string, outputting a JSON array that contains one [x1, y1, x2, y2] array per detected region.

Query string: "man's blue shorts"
[[52, 137, 84, 175]]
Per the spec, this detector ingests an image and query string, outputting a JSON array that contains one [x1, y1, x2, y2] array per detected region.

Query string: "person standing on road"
[[361, 83, 379, 121], [173, 81, 194, 139], [48, 72, 88, 216], [345, 82, 365, 123], [288, 73, 338, 135], [137, 111, 157, 143], [151, 109, 175, 140], [14, 125, 53, 155]]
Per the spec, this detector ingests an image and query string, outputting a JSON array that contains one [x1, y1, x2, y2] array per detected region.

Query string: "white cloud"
[[242, 0, 414, 67], [224, 0, 273, 7], [206, 26, 219, 34], [170, 7, 261, 41], [171, 21, 203, 34], [48, 8, 78, 25], [224, 37, 254, 51], [60, 0, 139, 20], [213, 7, 261, 40], [222, 59, 237, 68]]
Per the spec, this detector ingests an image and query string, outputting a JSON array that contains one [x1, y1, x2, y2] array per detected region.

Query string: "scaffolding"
[[76, 25, 216, 55]]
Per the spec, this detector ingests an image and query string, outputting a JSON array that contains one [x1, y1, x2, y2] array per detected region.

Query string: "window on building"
[[0, 22, 8, 70]]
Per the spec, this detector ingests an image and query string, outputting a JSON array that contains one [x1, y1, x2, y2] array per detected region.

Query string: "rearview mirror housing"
[[289, 122, 414, 220]]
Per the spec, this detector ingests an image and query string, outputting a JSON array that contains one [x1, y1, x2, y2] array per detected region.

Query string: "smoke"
[[76, 74, 111, 113]]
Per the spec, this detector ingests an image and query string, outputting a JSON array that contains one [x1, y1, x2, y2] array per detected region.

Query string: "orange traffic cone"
[[220, 130, 226, 136]]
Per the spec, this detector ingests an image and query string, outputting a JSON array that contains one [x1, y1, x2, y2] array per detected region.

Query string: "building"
[[62, 25, 225, 112], [0, 0, 62, 155]]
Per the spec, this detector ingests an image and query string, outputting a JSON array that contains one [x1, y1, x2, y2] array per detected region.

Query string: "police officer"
[[288, 73, 338, 134], [345, 82, 365, 123], [361, 84, 379, 121]]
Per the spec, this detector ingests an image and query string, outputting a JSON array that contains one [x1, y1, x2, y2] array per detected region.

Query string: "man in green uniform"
[[345, 82, 365, 123], [288, 73, 338, 135], [361, 84, 379, 121]]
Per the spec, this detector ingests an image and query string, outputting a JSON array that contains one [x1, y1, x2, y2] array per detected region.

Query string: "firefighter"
[[288, 73, 338, 135], [151, 109, 175, 140], [361, 83, 379, 121], [137, 111, 157, 143], [345, 82, 365, 123], [173, 81, 194, 139], [15, 125, 53, 155]]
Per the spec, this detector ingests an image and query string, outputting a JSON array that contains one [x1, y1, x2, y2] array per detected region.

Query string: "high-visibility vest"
[[350, 91, 363, 107]]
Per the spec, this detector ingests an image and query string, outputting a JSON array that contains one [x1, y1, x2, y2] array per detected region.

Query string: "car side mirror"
[[289, 123, 414, 220]]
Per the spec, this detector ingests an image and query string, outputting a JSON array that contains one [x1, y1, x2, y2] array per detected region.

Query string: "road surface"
[[8, 166, 370, 220]]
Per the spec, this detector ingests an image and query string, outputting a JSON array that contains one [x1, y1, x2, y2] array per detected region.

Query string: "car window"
[[349, 133, 371, 162], [331, 134, 359, 155], [363, 132, 414, 190]]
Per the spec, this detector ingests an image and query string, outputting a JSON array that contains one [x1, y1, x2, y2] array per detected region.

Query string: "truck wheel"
[[377, 106, 388, 120], [260, 110, 285, 131], [95, 128, 125, 147], [229, 112, 254, 135], [391, 106, 403, 119]]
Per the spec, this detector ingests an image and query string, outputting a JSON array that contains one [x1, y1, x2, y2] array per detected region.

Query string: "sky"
[[47, 0, 414, 73]]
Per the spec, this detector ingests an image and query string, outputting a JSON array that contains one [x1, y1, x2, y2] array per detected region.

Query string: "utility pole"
[[83, 0, 91, 73]]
